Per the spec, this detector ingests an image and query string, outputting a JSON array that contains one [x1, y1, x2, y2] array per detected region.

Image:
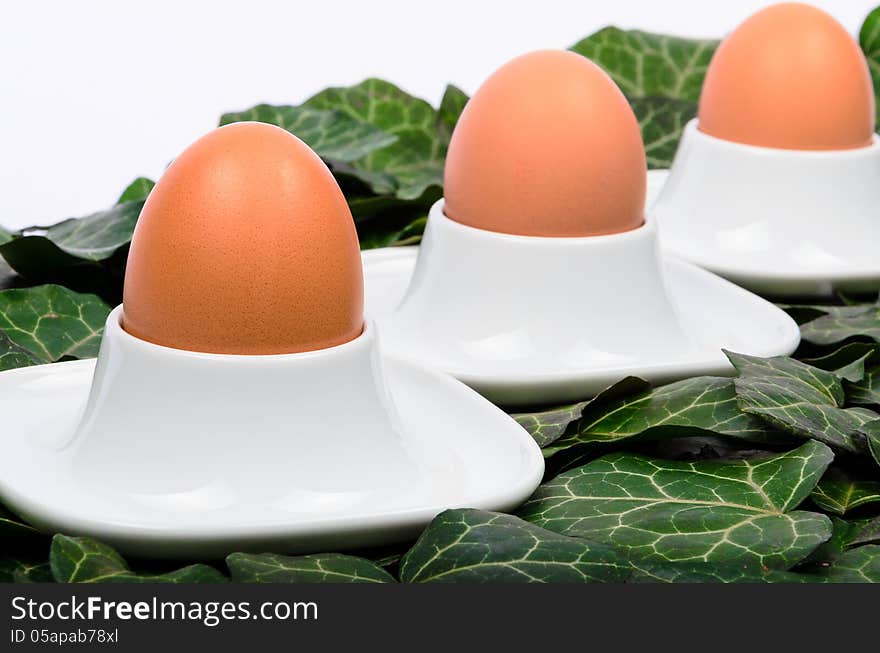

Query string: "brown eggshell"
[[443, 49, 646, 237], [122, 121, 364, 355], [699, 3, 875, 150]]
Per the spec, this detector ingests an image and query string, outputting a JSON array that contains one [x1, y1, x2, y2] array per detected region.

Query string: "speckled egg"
[[699, 3, 875, 150], [443, 49, 646, 237], [122, 121, 364, 354]]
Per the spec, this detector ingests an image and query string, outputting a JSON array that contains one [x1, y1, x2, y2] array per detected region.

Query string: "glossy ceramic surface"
[[0, 308, 544, 558], [363, 201, 800, 405], [652, 121, 880, 296]]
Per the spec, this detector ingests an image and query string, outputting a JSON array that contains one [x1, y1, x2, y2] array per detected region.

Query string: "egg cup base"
[[652, 121, 880, 297], [0, 308, 543, 558], [365, 202, 800, 406]]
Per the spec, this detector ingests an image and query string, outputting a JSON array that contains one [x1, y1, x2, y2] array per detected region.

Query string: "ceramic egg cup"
[[364, 199, 800, 406], [652, 120, 880, 297], [0, 307, 543, 558]]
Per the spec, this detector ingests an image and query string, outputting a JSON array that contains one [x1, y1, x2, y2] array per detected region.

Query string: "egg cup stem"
[[379, 200, 698, 404]]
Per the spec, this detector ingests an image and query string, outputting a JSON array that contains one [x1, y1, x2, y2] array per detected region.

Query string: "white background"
[[1, 0, 875, 229]]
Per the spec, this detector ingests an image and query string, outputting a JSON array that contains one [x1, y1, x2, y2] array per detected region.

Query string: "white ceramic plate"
[[0, 358, 544, 559], [363, 246, 800, 404]]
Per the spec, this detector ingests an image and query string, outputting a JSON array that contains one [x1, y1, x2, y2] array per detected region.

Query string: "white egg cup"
[[652, 120, 880, 297], [0, 306, 543, 558], [366, 200, 800, 406]]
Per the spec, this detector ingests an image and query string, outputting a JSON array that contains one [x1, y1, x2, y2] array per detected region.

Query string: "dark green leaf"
[[50, 535, 226, 583], [796, 516, 862, 570], [370, 552, 402, 569], [729, 351, 879, 454], [0, 178, 150, 282], [519, 441, 833, 568], [227, 552, 395, 583], [859, 6, 880, 123], [778, 303, 834, 325], [627, 560, 813, 583], [347, 194, 418, 223], [117, 177, 155, 203], [0, 504, 39, 536], [0, 332, 42, 371], [0, 285, 110, 363], [629, 97, 698, 168], [399, 509, 631, 583], [219, 104, 397, 162], [437, 84, 469, 144], [811, 467, 880, 515], [822, 544, 880, 582], [847, 351, 880, 407], [386, 217, 427, 246], [570, 28, 718, 102], [5, 200, 143, 266], [546, 376, 780, 456], [304, 79, 445, 200], [0, 559, 53, 583], [868, 422, 880, 467], [802, 342, 876, 383], [847, 515, 880, 548], [799, 303, 880, 346], [358, 215, 428, 250], [512, 401, 588, 448]]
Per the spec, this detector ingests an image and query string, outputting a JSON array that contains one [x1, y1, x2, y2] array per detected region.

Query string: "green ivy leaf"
[[0, 285, 110, 364], [0, 559, 53, 583], [227, 552, 395, 583], [847, 515, 880, 548], [0, 504, 39, 536], [436, 84, 469, 144], [545, 376, 780, 457], [0, 332, 42, 371], [50, 535, 226, 583], [629, 97, 697, 168], [868, 423, 880, 467], [821, 544, 880, 582], [802, 342, 876, 384], [798, 303, 880, 346], [811, 467, 880, 515], [385, 217, 427, 246], [4, 200, 143, 268], [797, 517, 880, 574], [519, 441, 833, 569], [304, 79, 445, 200], [570, 28, 718, 102], [841, 346, 880, 407], [0, 177, 150, 284], [358, 215, 428, 250], [850, 371, 880, 407], [796, 516, 863, 570], [399, 509, 631, 583], [729, 351, 880, 455], [117, 177, 155, 204], [512, 401, 589, 448], [627, 560, 812, 583], [804, 342, 880, 410], [859, 6, 880, 123], [219, 104, 398, 162]]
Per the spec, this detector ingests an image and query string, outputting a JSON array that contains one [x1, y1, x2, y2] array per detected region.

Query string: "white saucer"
[[650, 122, 880, 297], [363, 245, 800, 405], [0, 357, 544, 559]]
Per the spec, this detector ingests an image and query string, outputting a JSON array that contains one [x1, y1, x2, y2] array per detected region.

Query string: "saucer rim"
[[0, 357, 545, 558]]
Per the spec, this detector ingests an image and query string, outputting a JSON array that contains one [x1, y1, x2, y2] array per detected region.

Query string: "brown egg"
[[122, 122, 364, 355], [699, 3, 875, 150], [443, 50, 646, 237]]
